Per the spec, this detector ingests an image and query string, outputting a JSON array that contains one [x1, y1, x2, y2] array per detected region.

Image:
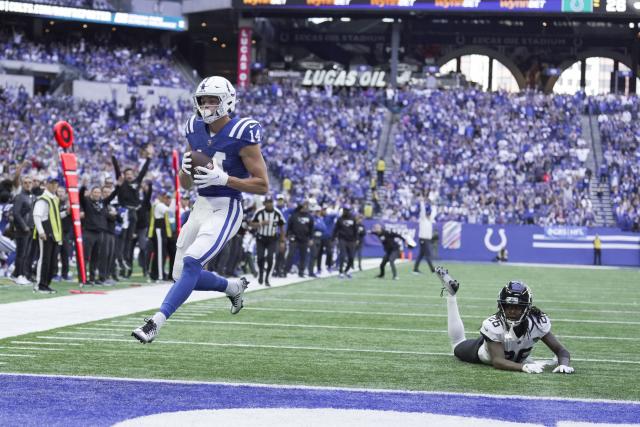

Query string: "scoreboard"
[[234, 0, 636, 14]]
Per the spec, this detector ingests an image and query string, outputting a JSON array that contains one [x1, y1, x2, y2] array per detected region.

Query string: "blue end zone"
[[0, 374, 638, 427]]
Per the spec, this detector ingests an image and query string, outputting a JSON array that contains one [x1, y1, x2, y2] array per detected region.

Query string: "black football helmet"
[[497, 280, 532, 328]]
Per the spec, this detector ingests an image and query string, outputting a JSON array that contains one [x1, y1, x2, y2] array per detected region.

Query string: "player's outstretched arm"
[[541, 332, 574, 373], [486, 341, 543, 373], [230, 144, 269, 195]]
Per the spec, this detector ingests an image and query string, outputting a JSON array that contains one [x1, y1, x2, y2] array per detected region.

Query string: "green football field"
[[1, 262, 639, 402]]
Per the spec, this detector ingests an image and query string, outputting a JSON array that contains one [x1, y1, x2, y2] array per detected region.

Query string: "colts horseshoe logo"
[[484, 228, 507, 252]]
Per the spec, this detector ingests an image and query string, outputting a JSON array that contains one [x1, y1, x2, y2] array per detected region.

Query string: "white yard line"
[[10, 341, 83, 346], [110, 319, 633, 341], [0, 346, 65, 351], [299, 291, 640, 307], [241, 307, 640, 325], [31, 335, 640, 365], [0, 353, 36, 357], [0, 259, 382, 340], [247, 297, 640, 315]]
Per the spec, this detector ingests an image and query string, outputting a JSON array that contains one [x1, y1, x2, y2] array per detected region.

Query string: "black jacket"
[[333, 215, 358, 242], [111, 156, 150, 208], [287, 209, 314, 242], [80, 186, 120, 233], [12, 190, 35, 235], [376, 230, 405, 253]]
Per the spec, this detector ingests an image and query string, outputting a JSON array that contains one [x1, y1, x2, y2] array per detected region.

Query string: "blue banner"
[[361, 220, 640, 267]]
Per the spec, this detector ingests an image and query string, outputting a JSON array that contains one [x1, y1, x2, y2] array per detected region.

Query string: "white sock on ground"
[[224, 278, 240, 296], [152, 312, 167, 328], [447, 295, 466, 350]]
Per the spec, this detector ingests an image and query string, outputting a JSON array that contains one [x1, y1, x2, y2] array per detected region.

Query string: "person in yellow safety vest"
[[376, 159, 385, 187], [33, 177, 62, 294], [148, 192, 175, 282], [593, 234, 602, 265]]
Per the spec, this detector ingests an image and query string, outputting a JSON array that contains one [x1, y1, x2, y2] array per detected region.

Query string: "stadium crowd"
[[598, 109, 640, 231], [1, 81, 639, 287], [0, 30, 188, 88], [386, 89, 596, 226]]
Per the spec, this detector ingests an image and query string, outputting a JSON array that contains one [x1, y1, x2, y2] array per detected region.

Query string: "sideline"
[[0, 259, 383, 339]]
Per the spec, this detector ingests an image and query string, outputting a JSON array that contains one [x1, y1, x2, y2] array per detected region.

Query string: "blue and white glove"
[[522, 363, 544, 374], [552, 365, 575, 374], [181, 152, 192, 175], [193, 165, 229, 188]]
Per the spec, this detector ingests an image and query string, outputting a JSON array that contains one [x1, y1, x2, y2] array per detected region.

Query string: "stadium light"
[[221, 43, 227, 48], [382, 18, 394, 23], [340, 17, 351, 22], [635, 1, 640, 9], [49, 20, 54, 25], [201, 22, 207, 27], [212, 36, 218, 42], [630, 23, 636, 29], [308, 17, 333, 24]]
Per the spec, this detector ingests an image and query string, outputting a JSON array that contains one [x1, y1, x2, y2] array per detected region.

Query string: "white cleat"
[[435, 266, 460, 297], [132, 318, 159, 344], [227, 277, 249, 315]]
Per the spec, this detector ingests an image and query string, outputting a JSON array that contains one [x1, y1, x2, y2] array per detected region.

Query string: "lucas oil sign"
[[301, 69, 387, 87]]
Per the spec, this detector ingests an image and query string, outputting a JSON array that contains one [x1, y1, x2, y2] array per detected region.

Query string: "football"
[[189, 150, 214, 178]]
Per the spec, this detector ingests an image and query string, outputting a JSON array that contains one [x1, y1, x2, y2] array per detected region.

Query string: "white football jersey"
[[477, 313, 551, 364]]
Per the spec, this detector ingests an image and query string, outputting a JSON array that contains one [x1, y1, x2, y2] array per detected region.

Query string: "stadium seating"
[[386, 89, 596, 226], [0, 31, 189, 88], [598, 110, 640, 231]]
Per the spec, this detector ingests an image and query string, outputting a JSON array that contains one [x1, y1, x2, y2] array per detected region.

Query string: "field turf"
[[1, 262, 639, 402]]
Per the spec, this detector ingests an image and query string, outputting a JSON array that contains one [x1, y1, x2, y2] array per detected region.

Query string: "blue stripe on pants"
[[197, 198, 239, 264]]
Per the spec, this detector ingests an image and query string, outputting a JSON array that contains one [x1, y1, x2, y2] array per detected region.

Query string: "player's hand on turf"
[[522, 363, 544, 374], [181, 152, 192, 175], [194, 165, 229, 188], [552, 365, 575, 374]]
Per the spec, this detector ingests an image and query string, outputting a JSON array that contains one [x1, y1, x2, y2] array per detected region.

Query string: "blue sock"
[[159, 256, 202, 319], [194, 270, 228, 292]]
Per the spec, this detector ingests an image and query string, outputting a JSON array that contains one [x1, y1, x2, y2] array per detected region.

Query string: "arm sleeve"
[[111, 155, 121, 179], [144, 183, 153, 205], [12, 196, 28, 230], [104, 185, 120, 204], [135, 159, 151, 184], [33, 200, 47, 236], [79, 186, 88, 209]]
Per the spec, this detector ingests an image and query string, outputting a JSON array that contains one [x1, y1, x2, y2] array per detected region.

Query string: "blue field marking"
[[0, 374, 639, 427]]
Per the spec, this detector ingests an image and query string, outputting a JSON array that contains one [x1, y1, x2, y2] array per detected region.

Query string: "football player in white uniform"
[[436, 266, 574, 374], [132, 76, 269, 344]]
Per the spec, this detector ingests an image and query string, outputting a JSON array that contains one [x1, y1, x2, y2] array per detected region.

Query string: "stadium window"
[[554, 57, 640, 95], [440, 55, 519, 92]]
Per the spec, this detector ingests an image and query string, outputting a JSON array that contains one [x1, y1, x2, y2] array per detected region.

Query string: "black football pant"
[[52, 231, 73, 279], [379, 249, 399, 278], [414, 238, 435, 273], [257, 236, 277, 281], [13, 234, 32, 278], [316, 238, 334, 271], [337, 239, 356, 274], [101, 233, 116, 281], [149, 228, 168, 281], [36, 237, 58, 288], [83, 230, 104, 282], [286, 239, 308, 276]]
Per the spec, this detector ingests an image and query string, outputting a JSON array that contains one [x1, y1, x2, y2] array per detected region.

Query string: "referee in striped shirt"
[[251, 196, 286, 286]]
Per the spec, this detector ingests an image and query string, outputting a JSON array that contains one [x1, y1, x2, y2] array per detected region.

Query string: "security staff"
[[251, 196, 285, 286], [33, 177, 62, 293], [355, 215, 366, 271], [148, 192, 174, 281], [333, 206, 358, 278], [285, 200, 314, 278]]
